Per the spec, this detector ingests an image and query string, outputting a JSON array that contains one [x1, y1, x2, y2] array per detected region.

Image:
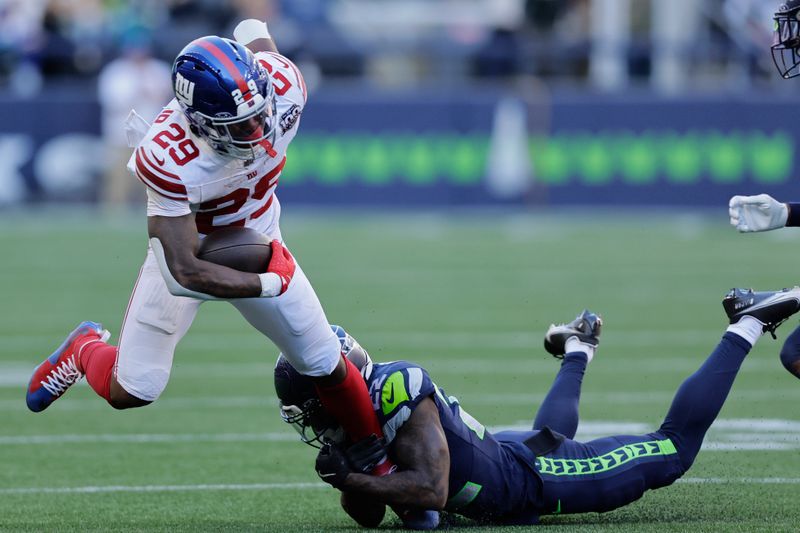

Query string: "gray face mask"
[[772, 5, 800, 78]]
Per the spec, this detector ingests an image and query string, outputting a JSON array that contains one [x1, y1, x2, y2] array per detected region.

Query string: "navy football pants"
[[496, 332, 751, 515], [780, 323, 800, 378]]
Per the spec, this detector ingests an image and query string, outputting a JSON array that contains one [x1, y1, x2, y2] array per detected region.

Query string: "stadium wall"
[[0, 90, 794, 207]]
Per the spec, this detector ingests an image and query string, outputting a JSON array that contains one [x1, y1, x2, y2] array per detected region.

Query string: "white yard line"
[[2, 353, 792, 389], [679, 478, 800, 484], [0, 328, 755, 357], [0, 386, 797, 412], [2, 418, 799, 450], [0, 482, 326, 495], [0, 432, 296, 445], [3, 478, 800, 496]]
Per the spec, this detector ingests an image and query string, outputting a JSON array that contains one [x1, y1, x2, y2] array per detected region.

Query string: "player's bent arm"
[[148, 214, 262, 299], [341, 398, 450, 510], [235, 19, 278, 54]]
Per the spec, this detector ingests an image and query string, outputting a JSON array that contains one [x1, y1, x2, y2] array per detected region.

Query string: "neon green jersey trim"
[[446, 481, 482, 510], [381, 371, 410, 416], [536, 439, 678, 477]]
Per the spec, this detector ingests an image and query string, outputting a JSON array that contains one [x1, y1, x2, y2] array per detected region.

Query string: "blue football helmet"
[[274, 325, 373, 448], [172, 36, 277, 160]]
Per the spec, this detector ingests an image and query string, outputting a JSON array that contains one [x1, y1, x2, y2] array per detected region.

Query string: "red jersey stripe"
[[136, 149, 188, 196], [134, 169, 188, 201], [250, 193, 275, 220], [265, 157, 286, 180], [251, 157, 286, 200], [138, 147, 181, 180], [286, 61, 307, 101], [265, 52, 307, 101]]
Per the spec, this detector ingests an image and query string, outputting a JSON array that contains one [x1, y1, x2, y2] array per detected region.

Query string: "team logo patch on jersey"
[[280, 104, 301, 134], [175, 73, 196, 107], [381, 371, 409, 415]]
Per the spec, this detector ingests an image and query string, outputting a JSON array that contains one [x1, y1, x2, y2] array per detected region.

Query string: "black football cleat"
[[723, 287, 800, 339], [544, 309, 602, 358]]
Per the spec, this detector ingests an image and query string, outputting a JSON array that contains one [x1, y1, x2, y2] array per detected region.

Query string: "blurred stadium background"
[[0, 0, 796, 206], [2, 0, 800, 531]]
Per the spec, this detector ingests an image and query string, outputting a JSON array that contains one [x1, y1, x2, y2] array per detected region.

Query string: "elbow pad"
[[149, 237, 220, 301]]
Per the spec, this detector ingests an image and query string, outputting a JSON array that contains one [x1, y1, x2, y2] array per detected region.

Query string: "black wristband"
[[787, 203, 800, 227]]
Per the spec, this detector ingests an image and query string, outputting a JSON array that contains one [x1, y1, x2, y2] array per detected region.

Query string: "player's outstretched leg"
[[535, 310, 602, 438], [779, 323, 800, 379], [659, 287, 800, 472], [26, 321, 110, 412]]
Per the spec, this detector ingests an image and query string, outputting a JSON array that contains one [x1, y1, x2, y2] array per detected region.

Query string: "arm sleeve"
[[146, 187, 192, 217], [786, 203, 800, 227]]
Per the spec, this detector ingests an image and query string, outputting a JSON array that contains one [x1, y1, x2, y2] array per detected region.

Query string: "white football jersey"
[[127, 51, 308, 236]]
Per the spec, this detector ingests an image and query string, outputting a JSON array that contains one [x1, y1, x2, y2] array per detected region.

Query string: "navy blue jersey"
[[364, 361, 544, 524]]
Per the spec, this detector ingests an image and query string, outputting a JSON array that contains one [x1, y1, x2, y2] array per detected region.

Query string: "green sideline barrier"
[[279, 131, 794, 187]]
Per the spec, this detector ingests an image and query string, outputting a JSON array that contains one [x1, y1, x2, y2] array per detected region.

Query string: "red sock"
[[315, 356, 384, 442], [78, 341, 116, 402]]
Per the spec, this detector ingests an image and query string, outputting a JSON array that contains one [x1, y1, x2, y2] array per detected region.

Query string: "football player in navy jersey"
[[728, 1, 800, 381], [276, 287, 800, 528]]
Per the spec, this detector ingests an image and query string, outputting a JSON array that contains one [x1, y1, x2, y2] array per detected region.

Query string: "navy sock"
[[533, 352, 587, 439], [779, 323, 800, 378], [658, 332, 751, 471]]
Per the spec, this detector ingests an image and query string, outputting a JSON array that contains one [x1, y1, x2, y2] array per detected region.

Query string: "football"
[[340, 491, 386, 528], [196, 227, 272, 273]]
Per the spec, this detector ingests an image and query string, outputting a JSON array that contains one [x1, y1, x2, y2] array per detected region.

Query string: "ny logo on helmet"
[[175, 73, 196, 107]]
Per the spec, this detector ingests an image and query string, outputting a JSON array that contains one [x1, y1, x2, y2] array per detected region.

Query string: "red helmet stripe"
[[195, 40, 251, 99]]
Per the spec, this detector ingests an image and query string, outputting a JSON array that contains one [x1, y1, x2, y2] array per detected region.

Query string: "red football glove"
[[267, 240, 296, 295]]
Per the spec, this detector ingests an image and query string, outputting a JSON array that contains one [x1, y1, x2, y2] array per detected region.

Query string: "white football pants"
[[114, 246, 340, 402]]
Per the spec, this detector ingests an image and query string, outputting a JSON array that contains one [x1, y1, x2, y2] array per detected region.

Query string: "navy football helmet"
[[172, 36, 277, 160], [274, 325, 373, 448], [773, 0, 800, 78]]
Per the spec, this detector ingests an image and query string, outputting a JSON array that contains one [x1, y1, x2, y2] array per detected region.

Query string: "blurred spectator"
[[722, 0, 776, 76], [0, 0, 791, 94], [0, 1, 45, 89], [97, 31, 171, 208], [472, 29, 522, 78], [526, 0, 569, 30]]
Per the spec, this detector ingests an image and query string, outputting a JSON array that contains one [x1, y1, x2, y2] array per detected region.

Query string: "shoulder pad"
[[256, 52, 308, 105], [368, 362, 435, 444], [369, 361, 435, 416], [133, 140, 188, 202]]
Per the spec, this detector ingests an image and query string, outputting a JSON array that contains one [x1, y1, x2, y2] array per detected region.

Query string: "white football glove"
[[233, 19, 271, 45], [728, 194, 788, 233]]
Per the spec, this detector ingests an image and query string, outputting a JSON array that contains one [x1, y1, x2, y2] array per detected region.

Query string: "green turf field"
[[1, 209, 799, 532]]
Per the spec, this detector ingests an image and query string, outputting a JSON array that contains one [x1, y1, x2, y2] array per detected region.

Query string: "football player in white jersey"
[[26, 19, 393, 475], [727, 1, 800, 381]]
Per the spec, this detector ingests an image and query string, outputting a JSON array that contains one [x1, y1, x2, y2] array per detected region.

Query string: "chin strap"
[[149, 237, 220, 301]]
